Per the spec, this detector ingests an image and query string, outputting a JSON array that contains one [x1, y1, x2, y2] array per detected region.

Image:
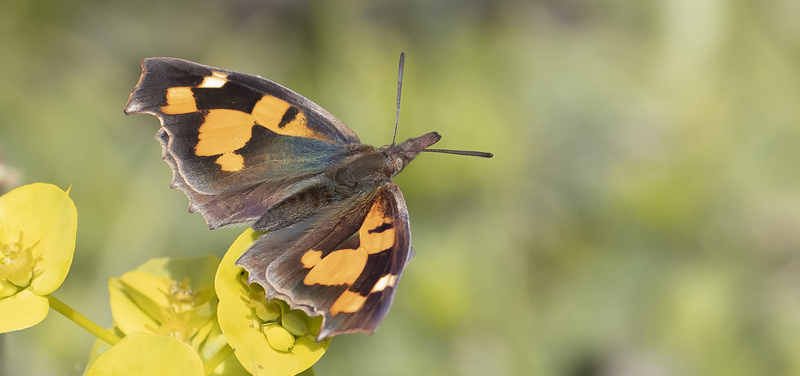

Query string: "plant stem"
[[47, 295, 122, 346], [204, 344, 232, 375]]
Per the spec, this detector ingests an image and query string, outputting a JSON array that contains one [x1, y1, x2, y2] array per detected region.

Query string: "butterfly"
[[123, 54, 491, 340]]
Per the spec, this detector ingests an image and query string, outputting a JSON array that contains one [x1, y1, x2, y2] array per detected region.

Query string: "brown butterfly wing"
[[236, 183, 413, 340], [125, 57, 367, 229]]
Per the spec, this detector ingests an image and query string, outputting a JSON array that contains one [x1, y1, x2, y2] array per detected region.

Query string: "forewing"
[[124, 57, 365, 228], [236, 183, 413, 340]]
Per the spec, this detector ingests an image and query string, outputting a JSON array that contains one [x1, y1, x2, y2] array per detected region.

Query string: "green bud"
[[262, 323, 296, 352], [281, 310, 309, 336]]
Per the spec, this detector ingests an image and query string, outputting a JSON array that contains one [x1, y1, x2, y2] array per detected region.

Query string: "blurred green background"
[[2, 0, 800, 375]]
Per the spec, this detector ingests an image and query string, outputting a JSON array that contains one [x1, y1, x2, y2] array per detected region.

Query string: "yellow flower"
[[86, 333, 205, 376], [87, 256, 248, 375], [0, 183, 77, 333], [216, 229, 330, 376], [108, 256, 220, 342]]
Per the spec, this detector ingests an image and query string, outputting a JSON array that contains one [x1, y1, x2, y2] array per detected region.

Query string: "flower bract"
[[216, 229, 330, 376], [88, 255, 248, 375], [0, 183, 77, 333]]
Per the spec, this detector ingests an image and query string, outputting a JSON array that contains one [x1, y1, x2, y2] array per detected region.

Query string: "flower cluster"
[[216, 230, 330, 375], [1, 183, 329, 376]]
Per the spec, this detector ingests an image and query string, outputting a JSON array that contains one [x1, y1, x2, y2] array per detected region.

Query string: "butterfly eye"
[[394, 157, 404, 170]]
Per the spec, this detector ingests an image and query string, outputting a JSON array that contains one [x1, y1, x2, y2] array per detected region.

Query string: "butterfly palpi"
[[123, 53, 492, 340]]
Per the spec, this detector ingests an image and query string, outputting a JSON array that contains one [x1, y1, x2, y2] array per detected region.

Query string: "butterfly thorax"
[[329, 149, 390, 195], [328, 131, 441, 193]]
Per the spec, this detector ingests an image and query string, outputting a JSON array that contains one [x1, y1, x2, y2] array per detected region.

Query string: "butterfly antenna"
[[392, 53, 493, 159], [422, 148, 494, 158], [392, 52, 405, 146]]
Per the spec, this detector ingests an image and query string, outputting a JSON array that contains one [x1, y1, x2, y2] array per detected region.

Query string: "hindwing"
[[236, 183, 413, 340]]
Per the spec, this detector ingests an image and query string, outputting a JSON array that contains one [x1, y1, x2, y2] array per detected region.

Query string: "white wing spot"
[[371, 274, 398, 293], [199, 71, 228, 88]]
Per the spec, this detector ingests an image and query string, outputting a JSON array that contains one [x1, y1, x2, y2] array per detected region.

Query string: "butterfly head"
[[380, 131, 441, 177]]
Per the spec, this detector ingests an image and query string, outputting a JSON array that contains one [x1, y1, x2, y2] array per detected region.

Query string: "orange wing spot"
[[199, 71, 228, 88], [252, 95, 328, 142], [215, 152, 244, 172], [161, 87, 198, 114], [301, 250, 323, 268], [358, 200, 395, 254], [330, 290, 367, 315], [195, 109, 255, 156], [303, 248, 367, 286], [360, 227, 395, 255], [302, 200, 397, 287]]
